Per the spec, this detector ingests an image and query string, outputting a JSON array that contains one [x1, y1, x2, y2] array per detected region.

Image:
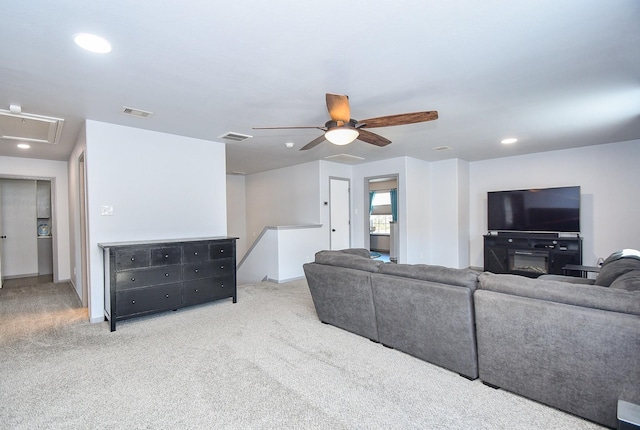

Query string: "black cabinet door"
[[484, 246, 508, 273]]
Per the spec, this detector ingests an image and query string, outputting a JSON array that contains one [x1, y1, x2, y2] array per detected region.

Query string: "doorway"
[[0, 178, 54, 283], [366, 175, 399, 263], [329, 178, 350, 250]]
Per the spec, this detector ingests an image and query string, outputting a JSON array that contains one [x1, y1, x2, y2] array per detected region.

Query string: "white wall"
[[79, 121, 228, 322], [245, 161, 322, 242], [469, 139, 640, 268], [0, 156, 71, 283], [351, 156, 436, 264], [429, 159, 470, 268], [226, 174, 247, 260]]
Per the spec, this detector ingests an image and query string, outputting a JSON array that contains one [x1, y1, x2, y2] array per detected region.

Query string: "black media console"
[[483, 232, 582, 278]]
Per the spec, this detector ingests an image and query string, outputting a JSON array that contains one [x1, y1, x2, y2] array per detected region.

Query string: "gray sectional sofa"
[[304, 249, 480, 379], [303, 248, 640, 429]]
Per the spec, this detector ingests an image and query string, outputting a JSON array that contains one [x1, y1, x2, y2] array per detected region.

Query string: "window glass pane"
[[372, 191, 390, 206], [370, 214, 393, 234]]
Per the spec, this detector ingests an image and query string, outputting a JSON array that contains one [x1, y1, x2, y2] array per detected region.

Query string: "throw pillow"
[[609, 270, 640, 292], [595, 258, 640, 287]]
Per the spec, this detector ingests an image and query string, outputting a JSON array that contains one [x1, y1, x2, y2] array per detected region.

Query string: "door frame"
[[78, 152, 90, 307], [0, 175, 57, 282], [364, 174, 399, 256]]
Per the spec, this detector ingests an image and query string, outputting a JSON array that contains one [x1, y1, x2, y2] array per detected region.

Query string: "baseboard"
[[266, 276, 306, 284]]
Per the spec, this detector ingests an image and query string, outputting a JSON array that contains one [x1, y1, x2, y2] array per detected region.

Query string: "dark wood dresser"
[[99, 237, 237, 331]]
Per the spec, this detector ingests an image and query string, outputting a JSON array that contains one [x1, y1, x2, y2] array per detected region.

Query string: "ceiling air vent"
[[433, 145, 452, 151], [324, 153, 365, 164], [0, 110, 64, 144], [121, 106, 154, 118], [218, 132, 253, 142]]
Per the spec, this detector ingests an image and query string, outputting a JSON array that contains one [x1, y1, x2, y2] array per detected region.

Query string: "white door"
[[329, 178, 350, 250], [0, 180, 38, 278], [0, 183, 3, 286]]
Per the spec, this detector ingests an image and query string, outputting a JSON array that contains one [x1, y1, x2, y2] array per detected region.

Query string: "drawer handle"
[[165, 294, 169, 298], [132, 300, 136, 304], [165, 273, 170, 277], [194, 269, 199, 273], [131, 277, 135, 282], [220, 249, 224, 253], [194, 252, 198, 256], [221, 284, 224, 288], [220, 265, 224, 269], [131, 257, 135, 261], [165, 254, 169, 258], [195, 289, 198, 293]]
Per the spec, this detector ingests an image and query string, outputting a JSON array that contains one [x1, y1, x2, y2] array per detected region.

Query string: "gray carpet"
[[0, 278, 604, 429]]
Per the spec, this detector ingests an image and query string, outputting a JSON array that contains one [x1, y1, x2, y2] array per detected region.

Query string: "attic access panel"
[[0, 110, 64, 144]]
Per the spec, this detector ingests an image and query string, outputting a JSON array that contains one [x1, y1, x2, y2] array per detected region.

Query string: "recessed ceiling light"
[[284, 142, 294, 148], [74, 33, 112, 53], [17, 143, 30, 149], [501, 138, 518, 144]]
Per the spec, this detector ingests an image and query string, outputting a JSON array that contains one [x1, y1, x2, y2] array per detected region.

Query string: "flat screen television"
[[487, 186, 580, 233]]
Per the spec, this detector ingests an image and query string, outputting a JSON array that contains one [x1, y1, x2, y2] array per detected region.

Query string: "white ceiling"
[[1, 1, 639, 175]]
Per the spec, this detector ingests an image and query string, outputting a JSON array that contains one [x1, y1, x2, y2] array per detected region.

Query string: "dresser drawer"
[[115, 249, 149, 270], [116, 264, 182, 290], [151, 246, 182, 266], [183, 243, 210, 263], [183, 277, 234, 306], [182, 258, 233, 281], [116, 283, 183, 317], [210, 242, 233, 260]]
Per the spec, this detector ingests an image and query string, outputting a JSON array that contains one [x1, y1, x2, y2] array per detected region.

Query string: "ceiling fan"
[[253, 93, 438, 150]]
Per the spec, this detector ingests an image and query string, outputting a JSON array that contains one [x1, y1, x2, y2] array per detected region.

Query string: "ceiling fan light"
[[325, 127, 359, 145]]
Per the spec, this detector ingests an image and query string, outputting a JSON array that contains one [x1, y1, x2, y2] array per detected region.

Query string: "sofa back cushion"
[[314, 250, 382, 273], [336, 248, 372, 258], [595, 257, 640, 287], [478, 272, 640, 316], [377, 263, 478, 290]]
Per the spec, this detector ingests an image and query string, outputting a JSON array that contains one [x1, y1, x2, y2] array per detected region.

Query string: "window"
[[370, 191, 392, 234]]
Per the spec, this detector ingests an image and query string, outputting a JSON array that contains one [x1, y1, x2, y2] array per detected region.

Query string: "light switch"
[[101, 205, 114, 216]]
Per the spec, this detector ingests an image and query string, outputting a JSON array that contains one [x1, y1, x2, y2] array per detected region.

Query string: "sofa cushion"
[[336, 248, 372, 259], [377, 263, 478, 290], [595, 258, 640, 287], [610, 270, 640, 292], [314, 250, 382, 273], [478, 272, 640, 316]]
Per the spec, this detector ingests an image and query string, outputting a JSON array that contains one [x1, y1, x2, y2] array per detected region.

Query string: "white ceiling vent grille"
[[121, 106, 154, 118], [324, 153, 365, 164], [218, 132, 253, 142], [0, 110, 64, 144]]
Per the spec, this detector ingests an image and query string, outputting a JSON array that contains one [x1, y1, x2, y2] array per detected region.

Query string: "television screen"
[[488, 186, 580, 232]]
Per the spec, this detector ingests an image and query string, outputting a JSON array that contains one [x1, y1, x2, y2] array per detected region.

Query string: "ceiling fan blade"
[[356, 129, 391, 147], [326, 93, 351, 123], [299, 134, 326, 151], [359, 111, 438, 128]]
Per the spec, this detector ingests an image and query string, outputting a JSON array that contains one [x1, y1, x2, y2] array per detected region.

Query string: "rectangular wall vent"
[[121, 106, 154, 118], [0, 110, 64, 144], [218, 132, 253, 142]]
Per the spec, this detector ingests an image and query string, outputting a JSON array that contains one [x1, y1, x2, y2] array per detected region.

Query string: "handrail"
[[236, 224, 323, 284], [237, 224, 322, 269]]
